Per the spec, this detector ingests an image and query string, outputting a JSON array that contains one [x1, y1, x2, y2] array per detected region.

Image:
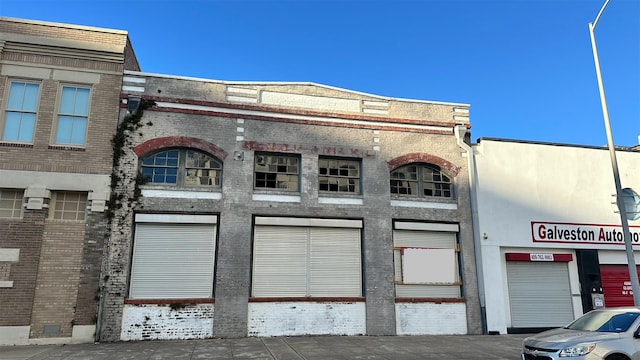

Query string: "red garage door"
[[600, 265, 640, 307]]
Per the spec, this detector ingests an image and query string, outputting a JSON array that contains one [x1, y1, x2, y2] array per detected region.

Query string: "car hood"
[[524, 328, 621, 349]]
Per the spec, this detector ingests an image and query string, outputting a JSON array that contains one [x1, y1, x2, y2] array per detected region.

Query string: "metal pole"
[[589, 0, 640, 307]]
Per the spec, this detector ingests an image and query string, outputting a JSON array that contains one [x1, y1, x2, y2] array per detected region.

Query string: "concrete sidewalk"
[[0, 334, 528, 359]]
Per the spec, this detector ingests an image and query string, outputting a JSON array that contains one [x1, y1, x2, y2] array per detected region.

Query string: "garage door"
[[601, 264, 640, 307], [252, 217, 362, 298], [507, 261, 574, 327], [129, 214, 217, 299]]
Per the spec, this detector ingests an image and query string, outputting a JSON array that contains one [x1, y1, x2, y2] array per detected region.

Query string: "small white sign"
[[530, 253, 554, 261]]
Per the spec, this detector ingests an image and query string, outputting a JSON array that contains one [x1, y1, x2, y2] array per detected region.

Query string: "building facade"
[[473, 138, 640, 334], [0, 17, 139, 345], [98, 72, 482, 341]]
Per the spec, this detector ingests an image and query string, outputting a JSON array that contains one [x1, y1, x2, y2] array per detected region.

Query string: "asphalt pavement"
[[0, 334, 529, 360]]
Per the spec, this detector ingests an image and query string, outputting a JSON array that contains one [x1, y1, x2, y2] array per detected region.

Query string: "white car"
[[522, 307, 640, 360]]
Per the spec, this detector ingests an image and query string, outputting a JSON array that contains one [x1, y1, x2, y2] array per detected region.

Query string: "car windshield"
[[565, 310, 640, 333]]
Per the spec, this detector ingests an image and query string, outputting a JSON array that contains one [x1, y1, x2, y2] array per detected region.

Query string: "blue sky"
[[1, 0, 638, 146]]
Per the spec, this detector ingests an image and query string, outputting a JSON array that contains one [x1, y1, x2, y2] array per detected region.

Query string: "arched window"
[[390, 163, 452, 198], [140, 148, 222, 187]]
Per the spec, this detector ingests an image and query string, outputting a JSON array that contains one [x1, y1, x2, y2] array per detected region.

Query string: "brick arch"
[[387, 153, 461, 176], [133, 136, 228, 160]]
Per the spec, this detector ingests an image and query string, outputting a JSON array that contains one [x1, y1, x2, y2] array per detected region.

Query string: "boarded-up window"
[[401, 247, 456, 284], [393, 223, 461, 298]]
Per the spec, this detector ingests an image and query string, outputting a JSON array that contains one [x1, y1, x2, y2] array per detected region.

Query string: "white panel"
[[123, 76, 146, 84], [396, 303, 467, 335], [0, 326, 30, 346], [122, 85, 144, 92], [52, 70, 100, 84], [261, 91, 360, 112], [247, 302, 366, 337], [141, 189, 222, 200], [391, 200, 458, 210], [252, 226, 308, 297], [227, 96, 258, 103], [318, 197, 364, 205], [121, 304, 213, 341], [362, 100, 389, 107], [129, 223, 215, 299], [402, 248, 456, 284], [395, 222, 459, 232], [1, 64, 50, 79], [506, 261, 574, 327], [135, 213, 217, 224], [227, 87, 258, 95], [362, 108, 389, 115], [255, 217, 362, 228], [309, 227, 362, 296], [252, 194, 301, 203], [0, 248, 20, 262]]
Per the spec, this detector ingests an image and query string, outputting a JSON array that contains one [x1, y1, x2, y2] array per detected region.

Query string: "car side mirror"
[[634, 328, 640, 339]]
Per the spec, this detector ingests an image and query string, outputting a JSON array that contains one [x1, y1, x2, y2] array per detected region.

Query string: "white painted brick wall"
[[395, 303, 467, 335], [120, 304, 213, 341], [247, 302, 366, 337]]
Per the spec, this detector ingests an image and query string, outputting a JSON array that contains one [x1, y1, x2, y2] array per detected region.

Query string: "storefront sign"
[[532, 221, 640, 245]]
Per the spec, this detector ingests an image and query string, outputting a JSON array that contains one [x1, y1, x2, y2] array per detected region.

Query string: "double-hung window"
[[2, 81, 40, 142], [0, 188, 24, 218], [319, 157, 361, 194], [390, 163, 453, 198], [55, 85, 90, 146], [254, 153, 299, 191], [49, 191, 88, 221], [141, 148, 222, 187]]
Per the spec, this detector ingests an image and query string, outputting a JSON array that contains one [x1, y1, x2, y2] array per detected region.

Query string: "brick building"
[[0, 17, 139, 345], [99, 71, 482, 341]]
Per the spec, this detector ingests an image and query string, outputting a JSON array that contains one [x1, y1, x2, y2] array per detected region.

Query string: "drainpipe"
[[454, 124, 487, 334], [94, 285, 105, 343]]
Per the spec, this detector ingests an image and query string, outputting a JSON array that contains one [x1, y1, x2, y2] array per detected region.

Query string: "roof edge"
[[0, 16, 128, 35], [124, 70, 471, 107]]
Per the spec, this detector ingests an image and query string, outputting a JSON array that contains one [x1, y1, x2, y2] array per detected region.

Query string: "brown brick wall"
[[73, 211, 109, 326], [0, 19, 128, 47], [30, 220, 85, 338], [0, 72, 121, 174], [0, 210, 46, 326]]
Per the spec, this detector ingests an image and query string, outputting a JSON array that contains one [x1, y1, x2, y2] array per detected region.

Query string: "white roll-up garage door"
[[129, 215, 216, 299], [506, 261, 574, 327], [252, 217, 362, 298]]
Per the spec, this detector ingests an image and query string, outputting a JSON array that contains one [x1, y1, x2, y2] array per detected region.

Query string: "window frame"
[[390, 163, 454, 199], [53, 84, 91, 147], [253, 152, 301, 192], [140, 148, 223, 188], [0, 188, 24, 219], [1, 80, 41, 143], [392, 225, 462, 299], [49, 191, 88, 221], [318, 156, 362, 194]]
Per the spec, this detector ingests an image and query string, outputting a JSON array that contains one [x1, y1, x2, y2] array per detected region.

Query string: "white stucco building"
[[472, 138, 640, 334]]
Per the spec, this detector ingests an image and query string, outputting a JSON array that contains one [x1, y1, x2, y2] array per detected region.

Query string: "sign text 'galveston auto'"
[[532, 221, 640, 244]]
